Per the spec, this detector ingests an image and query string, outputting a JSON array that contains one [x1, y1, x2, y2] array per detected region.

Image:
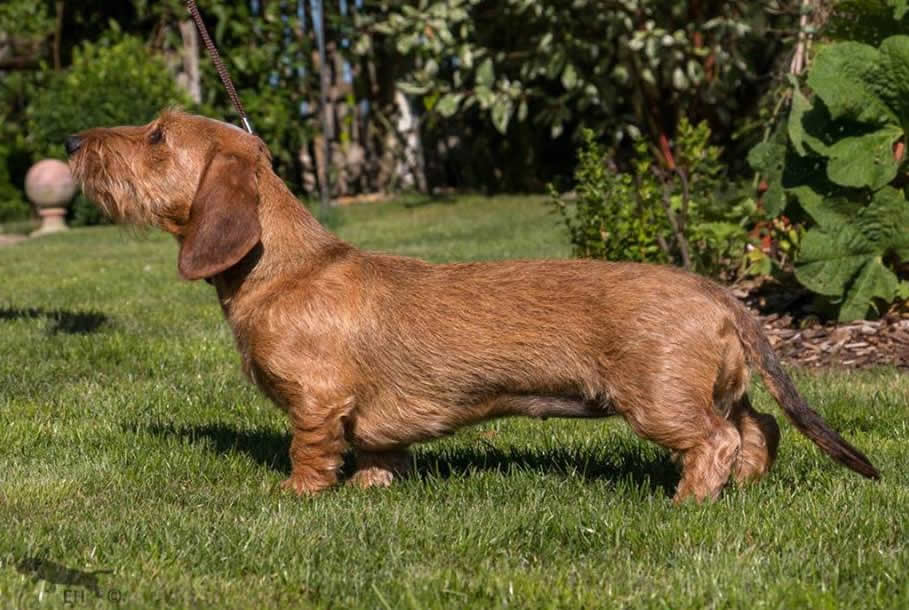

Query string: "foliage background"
[[1, 0, 795, 202], [1, 0, 905, 319]]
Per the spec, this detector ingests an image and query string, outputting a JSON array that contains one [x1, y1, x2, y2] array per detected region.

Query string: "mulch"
[[733, 277, 908, 370]]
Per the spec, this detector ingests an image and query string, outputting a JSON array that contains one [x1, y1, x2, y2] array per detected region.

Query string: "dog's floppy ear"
[[178, 151, 262, 281]]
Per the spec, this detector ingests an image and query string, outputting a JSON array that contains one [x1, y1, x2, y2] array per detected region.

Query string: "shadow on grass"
[[403, 193, 459, 208], [16, 555, 113, 597], [140, 421, 677, 497], [143, 422, 292, 473], [415, 444, 678, 496], [0, 306, 107, 334]]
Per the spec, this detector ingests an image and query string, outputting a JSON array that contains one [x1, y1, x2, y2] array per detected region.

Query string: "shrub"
[[549, 130, 668, 264], [0, 143, 30, 223], [748, 29, 909, 320], [28, 35, 190, 158], [551, 120, 756, 280]]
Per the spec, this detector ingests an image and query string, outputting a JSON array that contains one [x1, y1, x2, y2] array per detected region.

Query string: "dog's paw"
[[347, 466, 396, 489], [280, 475, 330, 496]]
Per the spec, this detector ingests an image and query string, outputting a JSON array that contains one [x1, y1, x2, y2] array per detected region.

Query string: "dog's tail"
[[730, 299, 879, 480]]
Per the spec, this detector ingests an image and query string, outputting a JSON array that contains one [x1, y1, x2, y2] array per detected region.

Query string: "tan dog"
[[66, 110, 879, 502]]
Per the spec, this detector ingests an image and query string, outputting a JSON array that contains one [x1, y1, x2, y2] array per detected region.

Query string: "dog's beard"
[[70, 145, 164, 227]]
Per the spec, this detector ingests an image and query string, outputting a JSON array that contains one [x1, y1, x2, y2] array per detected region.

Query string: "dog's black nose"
[[64, 135, 82, 156]]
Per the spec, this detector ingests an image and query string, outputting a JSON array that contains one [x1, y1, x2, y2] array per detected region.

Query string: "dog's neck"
[[211, 166, 350, 307], [255, 166, 344, 271]]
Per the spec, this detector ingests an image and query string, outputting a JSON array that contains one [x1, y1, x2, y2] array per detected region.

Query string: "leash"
[[184, 0, 254, 134]]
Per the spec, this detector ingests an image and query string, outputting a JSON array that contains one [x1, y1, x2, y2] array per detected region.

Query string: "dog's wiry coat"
[[68, 111, 879, 501]]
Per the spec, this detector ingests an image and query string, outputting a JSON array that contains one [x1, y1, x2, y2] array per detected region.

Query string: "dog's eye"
[[148, 128, 164, 145]]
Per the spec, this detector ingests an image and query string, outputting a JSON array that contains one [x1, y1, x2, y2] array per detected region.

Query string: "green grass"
[[1, 195, 907, 609]]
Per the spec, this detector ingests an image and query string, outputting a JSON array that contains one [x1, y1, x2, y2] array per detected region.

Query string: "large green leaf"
[[794, 186, 909, 317], [807, 41, 897, 126], [797, 35, 909, 189], [825, 124, 903, 188], [761, 35, 909, 320], [857, 185, 909, 251], [789, 186, 860, 228], [878, 36, 909, 132], [795, 225, 876, 296], [839, 258, 901, 320]]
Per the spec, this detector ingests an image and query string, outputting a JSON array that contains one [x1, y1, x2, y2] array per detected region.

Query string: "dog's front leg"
[[280, 394, 352, 496]]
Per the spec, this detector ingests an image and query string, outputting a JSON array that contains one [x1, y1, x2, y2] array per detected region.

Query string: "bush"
[[551, 120, 757, 280], [359, 1, 792, 191], [28, 35, 190, 158], [26, 34, 190, 224], [748, 22, 909, 320], [0, 143, 30, 223]]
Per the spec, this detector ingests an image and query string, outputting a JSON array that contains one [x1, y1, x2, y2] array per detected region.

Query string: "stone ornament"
[[25, 159, 78, 236]]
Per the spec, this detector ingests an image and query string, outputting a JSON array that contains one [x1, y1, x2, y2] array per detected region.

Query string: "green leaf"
[[878, 35, 909, 132], [787, 76, 812, 156], [789, 186, 858, 228], [435, 92, 463, 117], [561, 64, 578, 90], [898, 280, 909, 299], [746, 126, 788, 217], [458, 44, 473, 69], [839, 258, 900, 320], [672, 67, 689, 91], [795, 226, 871, 296], [793, 186, 908, 317], [476, 58, 495, 88], [859, 186, 909, 251], [890, 0, 909, 20], [396, 32, 419, 54], [474, 85, 495, 109], [825, 124, 903, 189], [491, 97, 514, 134], [807, 41, 897, 126]]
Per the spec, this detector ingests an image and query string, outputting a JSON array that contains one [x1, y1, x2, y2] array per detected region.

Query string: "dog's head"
[[67, 110, 270, 280]]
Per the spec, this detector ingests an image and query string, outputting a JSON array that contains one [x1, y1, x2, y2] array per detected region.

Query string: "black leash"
[[184, 0, 254, 134]]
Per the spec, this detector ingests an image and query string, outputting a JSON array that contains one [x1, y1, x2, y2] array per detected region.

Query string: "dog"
[[66, 110, 879, 502]]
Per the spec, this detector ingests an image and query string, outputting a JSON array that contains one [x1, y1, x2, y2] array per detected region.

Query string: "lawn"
[[1, 195, 907, 609]]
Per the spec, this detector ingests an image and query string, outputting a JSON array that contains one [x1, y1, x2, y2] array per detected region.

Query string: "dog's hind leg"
[[672, 417, 741, 502], [617, 380, 742, 503], [730, 395, 779, 484], [348, 448, 412, 489]]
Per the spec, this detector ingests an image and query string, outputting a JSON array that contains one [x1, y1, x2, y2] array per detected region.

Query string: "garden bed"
[[735, 278, 909, 370]]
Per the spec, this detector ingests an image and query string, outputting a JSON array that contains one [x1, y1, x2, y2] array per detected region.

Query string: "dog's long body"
[[68, 111, 878, 501]]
